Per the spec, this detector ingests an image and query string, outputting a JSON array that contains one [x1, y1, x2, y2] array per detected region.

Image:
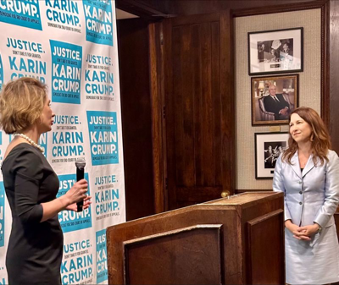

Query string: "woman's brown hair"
[[282, 106, 331, 166], [0, 77, 47, 134]]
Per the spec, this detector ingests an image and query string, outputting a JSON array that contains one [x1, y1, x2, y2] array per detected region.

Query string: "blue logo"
[[57, 173, 92, 233], [50, 40, 82, 104], [83, 0, 113, 46], [85, 69, 114, 97], [96, 229, 107, 283], [0, 182, 4, 247], [0, 0, 42, 30], [45, 0, 80, 28], [39, 133, 48, 157], [61, 239, 93, 285], [6, 37, 47, 83], [87, 111, 119, 165]]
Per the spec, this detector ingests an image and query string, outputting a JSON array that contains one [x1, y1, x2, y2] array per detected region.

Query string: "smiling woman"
[[273, 106, 339, 285], [289, 113, 312, 150]]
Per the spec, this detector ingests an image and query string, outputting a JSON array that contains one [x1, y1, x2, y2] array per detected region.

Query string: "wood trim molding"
[[321, 1, 330, 126], [149, 23, 167, 213], [232, 0, 328, 17], [236, 189, 272, 194]]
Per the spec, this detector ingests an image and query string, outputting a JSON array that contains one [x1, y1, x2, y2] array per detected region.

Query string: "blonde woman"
[[0, 78, 90, 284]]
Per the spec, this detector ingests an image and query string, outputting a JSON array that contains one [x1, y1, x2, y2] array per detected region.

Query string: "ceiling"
[[116, 8, 139, 20]]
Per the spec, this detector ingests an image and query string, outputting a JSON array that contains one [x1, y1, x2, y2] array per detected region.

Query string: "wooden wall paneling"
[[163, 12, 235, 209], [220, 11, 235, 197], [329, 0, 339, 153], [149, 22, 167, 213], [321, 1, 330, 131], [163, 18, 177, 209], [117, 19, 155, 220]]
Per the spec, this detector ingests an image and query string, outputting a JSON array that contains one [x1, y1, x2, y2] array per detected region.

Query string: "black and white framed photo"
[[255, 132, 289, 179], [248, 27, 303, 75], [251, 74, 299, 126]]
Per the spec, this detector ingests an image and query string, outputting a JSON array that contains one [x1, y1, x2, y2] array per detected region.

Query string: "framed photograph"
[[248, 27, 303, 75], [251, 74, 298, 126], [255, 132, 289, 179]]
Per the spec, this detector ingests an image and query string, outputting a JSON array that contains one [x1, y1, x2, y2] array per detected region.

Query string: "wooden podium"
[[107, 192, 284, 284]]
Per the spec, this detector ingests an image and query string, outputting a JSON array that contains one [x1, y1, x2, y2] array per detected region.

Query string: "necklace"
[[14, 133, 44, 152]]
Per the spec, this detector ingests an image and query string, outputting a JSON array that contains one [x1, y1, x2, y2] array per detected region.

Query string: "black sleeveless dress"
[[1, 143, 63, 284]]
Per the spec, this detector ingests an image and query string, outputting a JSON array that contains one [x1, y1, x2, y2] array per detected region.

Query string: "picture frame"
[[248, 27, 303, 75], [251, 74, 298, 126], [255, 132, 289, 179]]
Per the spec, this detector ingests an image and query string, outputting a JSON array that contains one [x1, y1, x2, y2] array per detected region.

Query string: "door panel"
[[163, 11, 235, 209]]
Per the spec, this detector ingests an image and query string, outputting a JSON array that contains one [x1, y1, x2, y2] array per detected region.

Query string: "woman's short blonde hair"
[[0, 77, 47, 134]]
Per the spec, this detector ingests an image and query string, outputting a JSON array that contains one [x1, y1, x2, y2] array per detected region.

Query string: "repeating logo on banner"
[[39, 133, 48, 156], [0, 182, 4, 247], [62, 238, 94, 284], [85, 53, 114, 101], [45, 0, 81, 33], [83, 0, 113, 46], [95, 174, 120, 220], [0, 54, 3, 90], [0, 0, 42, 30], [57, 173, 92, 233], [50, 40, 82, 104], [96, 229, 107, 283], [6, 37, 46, 82], [52, 114, 84, 163], [87, 111, 119, 165]]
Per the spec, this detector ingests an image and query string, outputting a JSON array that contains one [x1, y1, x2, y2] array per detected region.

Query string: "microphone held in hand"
[[75, 158, 86, 212]]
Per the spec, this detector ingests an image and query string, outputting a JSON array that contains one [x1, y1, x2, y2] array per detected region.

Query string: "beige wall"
[[235, 9, 321, 190]]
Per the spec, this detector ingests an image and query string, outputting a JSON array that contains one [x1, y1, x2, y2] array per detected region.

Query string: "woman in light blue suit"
[[273, 107, 339, 285]]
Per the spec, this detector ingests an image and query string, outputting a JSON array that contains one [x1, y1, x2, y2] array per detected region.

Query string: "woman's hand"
[[297, 224, 320, 239], [63, 179, 88, 206], [285, 220, 311, 240], [285, 220, 320, 240], [66, 196, 92, 212]]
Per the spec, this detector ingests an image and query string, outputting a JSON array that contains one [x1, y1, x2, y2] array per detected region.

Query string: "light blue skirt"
[[285, 224, 339, 284]]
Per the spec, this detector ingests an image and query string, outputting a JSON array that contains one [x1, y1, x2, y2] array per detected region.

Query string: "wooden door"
[[162, 11, 235, 209]]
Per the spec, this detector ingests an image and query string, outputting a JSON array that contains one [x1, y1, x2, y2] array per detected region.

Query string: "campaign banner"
[[96, 229, 108, 283], [83, 0, 113, 46], [0, 1, 125, 284], [0, 182, 4, 247], [0, 0, 42, 30], [0, 54, 3, 89], [87, 111, 119, 166], [50, 40, 82, 104]]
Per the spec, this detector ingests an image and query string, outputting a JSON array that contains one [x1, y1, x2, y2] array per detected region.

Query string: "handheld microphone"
[[75, 158, 86, 212]]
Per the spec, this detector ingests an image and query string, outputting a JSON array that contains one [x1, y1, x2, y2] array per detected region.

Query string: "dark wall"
[[117, 0, 316, 17], [117, 18, 155, 220]]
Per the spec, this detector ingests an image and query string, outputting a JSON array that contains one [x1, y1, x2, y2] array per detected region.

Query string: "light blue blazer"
[[273, 150, 339, 228]]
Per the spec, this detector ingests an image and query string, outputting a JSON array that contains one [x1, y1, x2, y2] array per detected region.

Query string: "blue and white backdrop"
[[0, 0, 126, 284]]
